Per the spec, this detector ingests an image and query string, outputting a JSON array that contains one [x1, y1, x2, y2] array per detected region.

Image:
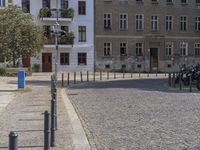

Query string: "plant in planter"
[[32, 64, 40, 72], [59, 31, 75, 45], [39, 7, 51, 18], [61, 8, 74, 18]]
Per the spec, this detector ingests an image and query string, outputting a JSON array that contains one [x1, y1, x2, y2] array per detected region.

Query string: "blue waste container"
[[18, 70, 25, 89]]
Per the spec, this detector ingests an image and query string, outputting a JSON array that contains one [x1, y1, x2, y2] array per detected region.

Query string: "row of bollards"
[[8, 75, 58, 150], [168, 72, 193, 92], [61, 71, 163, 86]]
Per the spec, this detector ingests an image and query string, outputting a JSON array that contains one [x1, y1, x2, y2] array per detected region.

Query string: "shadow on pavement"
[[68, 78, 197, 93]]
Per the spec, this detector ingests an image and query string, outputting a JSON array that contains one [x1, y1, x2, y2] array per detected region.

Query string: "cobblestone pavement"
[[67, 78, 200, 150], [0, 77, 74, 150]]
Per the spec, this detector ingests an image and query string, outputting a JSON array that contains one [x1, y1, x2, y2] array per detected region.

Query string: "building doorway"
[[150, 48, 158, 72], [42, 53, 52, 72], [22, 55, 30, 67]]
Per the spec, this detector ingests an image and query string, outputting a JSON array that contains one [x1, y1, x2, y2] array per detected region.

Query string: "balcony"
[[44, 32, 74, 48], [39, 7, 74, 22]]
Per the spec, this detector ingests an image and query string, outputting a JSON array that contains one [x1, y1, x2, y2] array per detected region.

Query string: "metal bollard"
[[139, 70, 141, 78], [93, 71, 95, 81], [100, 71, 102, 80], [173, 72, 176, 88], [179, 74, 182, 90], [44, 111, 50, 150], [189, 75, 192, 92], [61, 73, 64, 87], [114, 71, 116, 79], [168, 73, 171, 86], [87, 71, 89, 82], [74, 72, 76, 84], [131, 72, 133, 78], [9, 131, 18, 150], [123, 71, 125, 79], [80, 72, 83, 82], [107, 72, 109, 80], [67, 72, 69, 85], [51, 96, 56, 147], [147, 72, 149, 77]]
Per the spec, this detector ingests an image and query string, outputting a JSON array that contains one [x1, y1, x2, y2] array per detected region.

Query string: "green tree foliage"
[[0, 5, 45, 66]]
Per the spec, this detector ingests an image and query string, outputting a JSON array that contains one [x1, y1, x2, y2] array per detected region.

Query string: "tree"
[[0, 5, 45, 67]]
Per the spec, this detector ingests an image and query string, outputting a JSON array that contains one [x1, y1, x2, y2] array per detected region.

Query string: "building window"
[[136, 43, 143, 56], [61, 0, 68, 9], [78, 1, 86, 15], [136, 14, 144, 31], [78, 26, 86, 42], [119, 14, 128, 31], [165, 42, 173, 56], [195, 17, 200, 31], [43, 0, 50, 8], [104, 43, 112, 56], [152, 0, 159, 4], [22, 0, 30, 13], [194, 43, 200, 56], [180, 42, 188, 56], [0, 0, 5, 7], [151, 16, 158, 31], [104, 13, 112, 29], [136, 0, 143, 3], [180, 16, 187, 31], [120, 43, 127, 56], [181, 0, 188, 4], [78, 53, 87, 65], [166, 15, 173, 31], [166, 0, 173, 4], [197, 0, 200, 5], [60, 53, 69, 65], [61, 26, 69, 33]]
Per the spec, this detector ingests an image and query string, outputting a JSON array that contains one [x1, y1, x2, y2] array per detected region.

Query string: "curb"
[[61, 89, 91, 150]]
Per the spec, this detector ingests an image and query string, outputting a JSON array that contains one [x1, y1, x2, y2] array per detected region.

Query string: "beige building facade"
[[95, 0, 200, 72]]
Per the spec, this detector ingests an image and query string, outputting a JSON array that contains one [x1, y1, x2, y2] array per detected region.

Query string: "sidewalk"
[[0, 77, 74, 150]]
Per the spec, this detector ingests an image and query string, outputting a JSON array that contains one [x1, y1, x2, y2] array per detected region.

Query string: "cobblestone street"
[[68, 78, 200, 150]]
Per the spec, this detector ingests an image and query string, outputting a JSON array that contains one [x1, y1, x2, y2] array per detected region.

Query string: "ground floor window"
[[104, 42, 112, 56], [165, 42, 173, 56], [78, 53, 87, 65], [195, 43, 200, 56], [180, 42, 188, 56], [60, 53, 69, 65], [136, 43, 143, 56], [120, 42, 127, 56]]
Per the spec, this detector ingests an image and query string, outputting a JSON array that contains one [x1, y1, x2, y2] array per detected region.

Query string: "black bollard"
[[74, 72, 76, 84], [9, 131, 18, 150], [107, 72, 109, 80], [173, 72, 176, 88], [93, 71, 95, 81], [147, 72, 149, 77], [100, 71, 102, 80], [114, 71, 116, 79], [61, 73, 64, 87], [123, 71, 125, 79], [51, 93, 56, 147], [80, 72, 83, 82], [87, 71, 89, 82], [168, 73, 171, 86], [131, 72, 133, 78], [189, 75, 192, 92], [44, 111, 50, 150], [139, 70, 141, 78], [179, 74, 182, 90], [67, 72, 70, 85]]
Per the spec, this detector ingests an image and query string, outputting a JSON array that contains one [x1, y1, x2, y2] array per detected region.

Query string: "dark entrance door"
[[42, 53, 52, 72], [22, 55, 30, 67], [150, 48, 158, 72]]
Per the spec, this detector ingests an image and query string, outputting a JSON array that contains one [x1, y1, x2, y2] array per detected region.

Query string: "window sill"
[[181, 3, 188, 6], [166, 2, 174, 5], [60, 64, 69, 66], [78, 64, 87, 66]]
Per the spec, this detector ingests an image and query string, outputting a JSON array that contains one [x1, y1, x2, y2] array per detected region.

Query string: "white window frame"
[[180, 42, 188, 56], [195, 16, 200, 31], [119, 13, 128, 31], [194, 43, 200, 56], [104, 13, 112, 29], [166, 15, 173, 31], [180, 16, 187, 31], [165, 42, 173, 56], [151, 15, 158, 31], [0, 0, 6, 7], [120, 42, 128, 56], [136, 14, 144, 31], [103, 42, 112, 56], [136, 43, 143, 56]]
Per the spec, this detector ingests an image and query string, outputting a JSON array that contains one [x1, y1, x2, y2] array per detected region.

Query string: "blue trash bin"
[[18, 70, 25, 89]]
